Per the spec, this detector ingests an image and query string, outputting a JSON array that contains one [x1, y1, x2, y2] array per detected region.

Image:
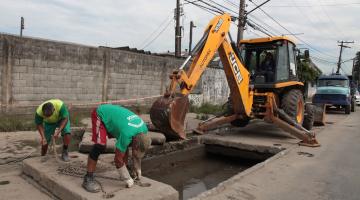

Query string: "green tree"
[[297, 52, 321, 83]]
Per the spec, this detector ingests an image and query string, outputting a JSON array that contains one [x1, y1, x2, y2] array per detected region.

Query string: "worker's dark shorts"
[[91, 108, 113, 146]]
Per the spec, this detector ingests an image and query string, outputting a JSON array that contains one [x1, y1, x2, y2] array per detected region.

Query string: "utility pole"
[[336, 40, 354, 73], [188, 21, 196, 54], [20, 16, 24, 37], [175, 0, 182, 57], [237, 0, 271, 45], [237, 0, 246, 45]]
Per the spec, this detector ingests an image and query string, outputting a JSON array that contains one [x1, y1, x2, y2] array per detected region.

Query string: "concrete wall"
[[0, 34, 229, 113], [189, 67, 230, 106], [0, 38, 3, 101]]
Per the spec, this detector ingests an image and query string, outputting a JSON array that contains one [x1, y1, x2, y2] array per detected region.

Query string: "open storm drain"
[[0, 180, 10, 185], [143, 145, 263, 200]]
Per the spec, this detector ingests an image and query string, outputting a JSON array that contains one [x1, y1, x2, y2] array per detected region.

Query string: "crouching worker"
[[35, 99, 71, 162], [82, 104, 151, 193]]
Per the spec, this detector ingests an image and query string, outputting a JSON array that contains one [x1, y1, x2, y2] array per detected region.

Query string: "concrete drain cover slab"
[[22, 153, 178, 200]]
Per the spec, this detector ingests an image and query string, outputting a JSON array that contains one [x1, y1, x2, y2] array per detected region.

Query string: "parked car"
[[312, 73, 354, 114], [355, 90, 360, 106]]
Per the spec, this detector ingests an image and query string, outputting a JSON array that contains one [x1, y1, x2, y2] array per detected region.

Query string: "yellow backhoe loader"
[[150, 13, 320, 147]]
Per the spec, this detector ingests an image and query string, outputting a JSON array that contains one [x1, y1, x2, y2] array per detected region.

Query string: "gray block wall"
[[0, 38, 3, 100], [0, 34, 229, 114]]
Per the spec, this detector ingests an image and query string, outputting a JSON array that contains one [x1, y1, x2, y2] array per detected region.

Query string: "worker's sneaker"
[[61, 149, 70, 162], [125, 178, 134, 188], [82, 174, 100, 193]]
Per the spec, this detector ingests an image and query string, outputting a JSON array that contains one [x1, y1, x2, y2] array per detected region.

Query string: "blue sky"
[[1, 0, 359, 74]]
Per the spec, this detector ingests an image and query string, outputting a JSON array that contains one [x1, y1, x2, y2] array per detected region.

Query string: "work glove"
[[117, 165, 134, 188], [40, 137, 47, 145]]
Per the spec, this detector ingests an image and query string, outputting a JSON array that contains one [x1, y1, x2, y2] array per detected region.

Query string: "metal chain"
[[52, 138, 150, 199], [51, 137, 116, 198]]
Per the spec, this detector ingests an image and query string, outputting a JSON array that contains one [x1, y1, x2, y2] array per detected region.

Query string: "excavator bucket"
[[150, 95, 189, 140], [313, 103, 326, 126]]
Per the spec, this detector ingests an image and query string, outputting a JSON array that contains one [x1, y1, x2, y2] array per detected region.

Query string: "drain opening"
[[143, 145, 274, 200]]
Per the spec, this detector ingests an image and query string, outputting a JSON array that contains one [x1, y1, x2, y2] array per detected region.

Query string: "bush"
[[190, 102, 225, 115], [0, 115, 36, 132], [0, 111, 89, 132]]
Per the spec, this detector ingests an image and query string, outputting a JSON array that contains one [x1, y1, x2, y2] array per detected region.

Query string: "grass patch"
[[0, 111, 89, 132], [0, 115, 36, 132], [189, 102, 226, 120], [190, 102, 225, 115]]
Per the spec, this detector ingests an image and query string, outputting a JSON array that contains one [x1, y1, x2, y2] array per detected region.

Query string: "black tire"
[[231, 118, 250, 127], [351, 99, 355, 112], [345, 105, 351, 114], [281, 89, 305, 124], [303, 104, 315, 130]]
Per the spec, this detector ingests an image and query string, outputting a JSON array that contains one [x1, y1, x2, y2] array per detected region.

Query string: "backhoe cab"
[[150, 13, 320, 147], [240, 37, 299, 87]]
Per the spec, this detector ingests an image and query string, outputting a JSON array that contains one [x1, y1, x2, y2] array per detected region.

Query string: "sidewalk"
[[192, 112, 359, 200]]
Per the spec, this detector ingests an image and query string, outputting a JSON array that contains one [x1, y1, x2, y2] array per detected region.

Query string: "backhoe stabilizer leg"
[[194, 115, 238, 134], [270, 116, 320, 147]]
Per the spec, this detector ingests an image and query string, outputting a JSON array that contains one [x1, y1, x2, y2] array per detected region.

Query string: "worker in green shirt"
[[82, 104, 151, 193], [35, 99, 71, 162]]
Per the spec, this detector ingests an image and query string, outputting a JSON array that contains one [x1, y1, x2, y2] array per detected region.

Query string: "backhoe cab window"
[[276, 42, 289, 81], [288, 43, 297, 78], [242, 45, 276, 83]]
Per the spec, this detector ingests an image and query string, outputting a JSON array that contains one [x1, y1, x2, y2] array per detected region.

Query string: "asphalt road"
[[1, 111, 359, 200], [194, 110, 360, 200]]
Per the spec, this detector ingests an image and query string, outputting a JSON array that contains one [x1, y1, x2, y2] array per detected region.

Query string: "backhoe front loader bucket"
[[312, 103, 326, 126], [150, 95, 189, 140]]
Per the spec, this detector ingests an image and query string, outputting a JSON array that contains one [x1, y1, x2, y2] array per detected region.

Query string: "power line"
[[141, 19, 173, 49], [248, 0, 338, 59], [223, 0, 238, 8], [248, 14, 282, 35], [184, 0, 223, 15], [247, 20, 272, 37], [197, 0, 225, 14], [185, 0, 277, 38], [138, 12, 173, 48], [310, 56, 337, 65], [317, 0, 348, 40], [206, 0, 238, 14], [263, 2, 360, 7], [246, 27, 263, 37], [247, 18, 274, 36], [221, 0, 283, 36]]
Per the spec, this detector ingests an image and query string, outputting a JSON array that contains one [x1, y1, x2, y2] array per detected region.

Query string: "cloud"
[[0, 0, 359, 74]]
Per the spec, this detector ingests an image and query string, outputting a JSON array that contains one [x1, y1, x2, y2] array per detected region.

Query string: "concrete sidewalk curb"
[[22, 156, 179, 200]]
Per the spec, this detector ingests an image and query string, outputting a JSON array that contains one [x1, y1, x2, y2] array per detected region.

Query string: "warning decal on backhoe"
[[229, 52, 243, 84]]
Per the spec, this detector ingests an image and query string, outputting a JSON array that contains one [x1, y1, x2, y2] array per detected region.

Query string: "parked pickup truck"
[[312, 73, 355, 114]]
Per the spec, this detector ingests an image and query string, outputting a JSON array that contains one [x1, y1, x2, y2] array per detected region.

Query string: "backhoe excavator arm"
[[150, 13, 253, 139], [168, 14, 253, 117]]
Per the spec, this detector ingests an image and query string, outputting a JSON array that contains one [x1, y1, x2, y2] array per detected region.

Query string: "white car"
[[355, 90, 360, 106]]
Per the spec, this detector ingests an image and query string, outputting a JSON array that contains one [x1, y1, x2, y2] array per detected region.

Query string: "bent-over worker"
[[82, 104, 151, 193], [35, 99, 71, 162]]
